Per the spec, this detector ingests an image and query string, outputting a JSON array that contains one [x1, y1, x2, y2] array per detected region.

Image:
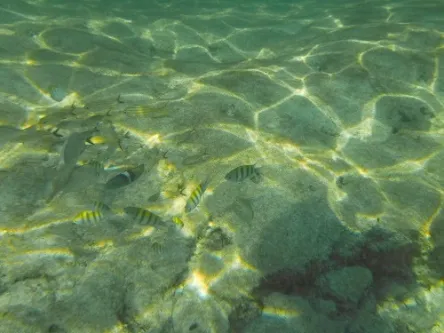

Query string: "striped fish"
[[172, 217, 184, 228], [105, 164, 144, 190], [225, 164, 261, 183], [88, 160, 104, 176], [124, 206, 163, 225], [185, 179, 210, 212], [91, 201, 111, 212], [73, 201, 111, 224], [74, 210, 103, 225]]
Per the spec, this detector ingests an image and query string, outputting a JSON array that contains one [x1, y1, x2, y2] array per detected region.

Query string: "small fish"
[[182, 151, 210, 166], [172, 217, 184, 228], [63, 130, 96, 166], [105, 164, 144, 190], [73, 201, 111, 224], [74, 210, 104, 224], [185, 179, 210, 212], [85, 135, 107, 145], [123, 104, 169, 119], [95, 121, 120, 158], [40, 125, 67, 138], [48, 85, 68, 102], [91, 201, 111, 212], [124, 206, 163, 225], [225, 164, 261, 183], [45, 163, 76, 202]]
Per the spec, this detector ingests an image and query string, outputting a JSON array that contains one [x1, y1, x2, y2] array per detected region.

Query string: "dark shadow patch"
[[253, 226, 421, 320]]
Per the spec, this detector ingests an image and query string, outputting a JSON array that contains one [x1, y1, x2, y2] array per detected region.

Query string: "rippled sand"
[[0, 0, 443, 332]]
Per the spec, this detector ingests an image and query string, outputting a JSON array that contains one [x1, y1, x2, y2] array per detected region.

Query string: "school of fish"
[[35, 96, 262, 233]]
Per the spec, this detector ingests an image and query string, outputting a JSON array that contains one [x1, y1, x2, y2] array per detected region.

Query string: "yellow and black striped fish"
[[105, 164, 145, 190], [185, 179, 210, 212], [225, 164, 261, 183], [73, 201, 110, 224], [124, 206, 163, 225], [74, 210, 103, 224], [91, 201, 111, 212], [172, 217, 184, 229]]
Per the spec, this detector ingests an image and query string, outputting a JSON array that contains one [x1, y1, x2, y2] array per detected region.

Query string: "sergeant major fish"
[[225, 164, 262, 183], [185, 178, 210, 212], [73, 201, 111, 224], [172, 216, 184, 229], [124, 206, 163, 225], [74, 211, 103, 224]]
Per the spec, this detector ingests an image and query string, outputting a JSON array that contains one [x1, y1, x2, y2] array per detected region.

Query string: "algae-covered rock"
[[318, 266, 373, 304], [347, 311, 395, 333], [243, 293, 346, 333]]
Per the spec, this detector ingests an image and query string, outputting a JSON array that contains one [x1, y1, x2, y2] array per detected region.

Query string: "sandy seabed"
[[0, 0, 443, 332]]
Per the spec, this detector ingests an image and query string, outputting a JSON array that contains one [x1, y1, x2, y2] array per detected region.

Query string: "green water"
[[0, 0, 443, 332]]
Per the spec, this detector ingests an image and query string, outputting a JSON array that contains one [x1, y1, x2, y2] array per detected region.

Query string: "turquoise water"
[[0, 0, 443, 332]]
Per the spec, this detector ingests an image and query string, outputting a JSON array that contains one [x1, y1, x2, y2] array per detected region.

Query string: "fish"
[[123, 104, 169, 119], [85, 135, 107, 145], [105, 164, 144, 190], [172, 217, 184, 228], [95, 121, 120, 158], [63, 130, 96, 166], [45, 163, 76, 202], [225, 164, 262, 183], [74, 210, 103, 224], [73, 201, 111, 224], [48, 85, 68, 102], [182, 151, 210, 166], [185, 178, 210, 212], [124, 206, 163, 225], [40, 125, 67, 138], [91, 201, 111, 212]]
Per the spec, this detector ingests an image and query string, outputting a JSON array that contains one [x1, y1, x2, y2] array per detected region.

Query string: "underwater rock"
[[202, 227, 231, 251], [318, 266, 373, 305], [231, 197, 254, 223], [228, 297, 262, 332], [346, 311, 395, 333], [243, 293, 346, 333]]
